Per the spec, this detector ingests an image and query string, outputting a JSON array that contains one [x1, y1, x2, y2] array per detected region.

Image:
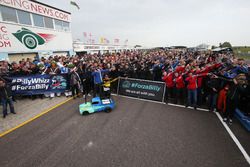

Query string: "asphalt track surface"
[[0, 96, 249, 167]]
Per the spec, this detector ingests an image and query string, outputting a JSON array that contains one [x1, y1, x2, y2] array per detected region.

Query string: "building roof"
[[212, 47, 233, 52]]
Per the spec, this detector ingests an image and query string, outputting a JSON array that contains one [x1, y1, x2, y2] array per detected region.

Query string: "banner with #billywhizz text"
[[10, 74, 69, 95]]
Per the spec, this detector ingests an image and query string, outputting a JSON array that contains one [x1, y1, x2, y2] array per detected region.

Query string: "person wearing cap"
[[91, 67, 110, 97]]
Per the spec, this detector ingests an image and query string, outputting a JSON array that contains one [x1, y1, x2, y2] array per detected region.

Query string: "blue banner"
[[11, 74, 68, 95]]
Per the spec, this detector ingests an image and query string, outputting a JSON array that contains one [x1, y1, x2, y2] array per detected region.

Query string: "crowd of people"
[[0, 49, 250, 123]]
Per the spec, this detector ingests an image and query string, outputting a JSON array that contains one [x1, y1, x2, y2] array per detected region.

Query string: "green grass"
[[233, 47, 250, 60], [236, 55, 250, 60], [233, 47, 250, 52]]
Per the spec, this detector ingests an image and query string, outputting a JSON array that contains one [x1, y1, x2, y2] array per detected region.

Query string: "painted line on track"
[[215, 112, 250, 165], [113, 94, 250, 165], [112, 94, 165, 105], [112, 94, 209, 112], [0, 97, 73, 138]]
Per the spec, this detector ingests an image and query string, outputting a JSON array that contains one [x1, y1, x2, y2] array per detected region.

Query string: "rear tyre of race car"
[[82, 111, 89, 115], [105, 108, 112, 113]]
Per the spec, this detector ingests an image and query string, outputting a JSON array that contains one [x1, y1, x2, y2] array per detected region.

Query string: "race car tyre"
[[105, 108, 112, 113], [82, 111, 89, 115]]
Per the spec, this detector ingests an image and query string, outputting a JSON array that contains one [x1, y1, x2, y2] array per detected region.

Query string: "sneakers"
[[223, 118, 233, 125]]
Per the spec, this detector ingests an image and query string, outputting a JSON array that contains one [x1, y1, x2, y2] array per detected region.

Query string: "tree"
[[211, 45, 217, 49], [220, 42, 232, 48]]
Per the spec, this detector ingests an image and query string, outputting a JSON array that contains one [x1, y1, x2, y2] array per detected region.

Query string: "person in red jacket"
[[217, 85, 229, 114], [174, 72, 186, 104], [185, 72, 208, 109], [162, 70, 174, 103]]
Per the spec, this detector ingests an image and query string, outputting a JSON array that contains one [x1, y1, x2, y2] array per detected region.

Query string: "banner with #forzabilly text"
[[10, 74, 69, 95], [118, 77, 166, 102]]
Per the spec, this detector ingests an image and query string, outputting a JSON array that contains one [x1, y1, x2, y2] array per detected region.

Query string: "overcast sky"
[[42, 0, 250, 47]]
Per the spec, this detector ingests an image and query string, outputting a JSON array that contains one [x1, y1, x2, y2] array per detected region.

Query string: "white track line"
[[113, 94, 209, 112], [215, 112, 250, 165], [167, 103, 209, 112], [112, 94, 250, 165], [112, 94, 165, 104]]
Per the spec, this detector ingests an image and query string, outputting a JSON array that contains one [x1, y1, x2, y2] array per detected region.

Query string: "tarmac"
[[0, 96, 68, 134], [0, 95, 249, 167]]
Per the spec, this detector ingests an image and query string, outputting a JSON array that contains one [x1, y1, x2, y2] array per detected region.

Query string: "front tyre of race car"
[[105, 107, 112, 113], [82, 111, 89, 115]]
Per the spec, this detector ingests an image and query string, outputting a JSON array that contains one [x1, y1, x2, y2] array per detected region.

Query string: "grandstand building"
[[0, 0, 73, 62], [73, 41, 134, 54]]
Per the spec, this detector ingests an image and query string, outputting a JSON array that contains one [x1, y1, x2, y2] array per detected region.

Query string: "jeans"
[[208, 93, 218, 111], [176, 88, 186, 104], [225, 97, 237, 119], [2, 98, 15, 116], [187, 89, 197, 107], [93, 84, 103, 97], [197, 88, 202, 106], [71, 84, 79, 97]]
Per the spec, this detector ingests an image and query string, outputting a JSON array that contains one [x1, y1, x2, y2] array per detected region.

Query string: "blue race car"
[[79, 96, 115, 115]]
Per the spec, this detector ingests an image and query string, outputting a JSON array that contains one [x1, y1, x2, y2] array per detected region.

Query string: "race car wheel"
[[82, 111, 89, 115], [105, 108, 112, 113], [23, 35, 37, 49]]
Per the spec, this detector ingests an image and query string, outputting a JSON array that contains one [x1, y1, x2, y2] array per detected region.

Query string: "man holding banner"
[[0, 78, 16, 118], [69, 65, 81, 99]]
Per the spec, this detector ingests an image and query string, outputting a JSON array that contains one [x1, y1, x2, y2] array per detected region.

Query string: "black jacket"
[[0, 83, 12, 100]]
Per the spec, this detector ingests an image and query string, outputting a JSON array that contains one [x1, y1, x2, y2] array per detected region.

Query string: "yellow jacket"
[[103, 78, 118, 88]]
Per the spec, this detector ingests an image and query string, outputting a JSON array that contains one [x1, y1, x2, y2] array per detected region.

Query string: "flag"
[[124, 39, 128, 45], [100, 37, 104, 44], [114, 39, 119, 44], [83, 32, 87, 38], [70, 1, 80, 10]]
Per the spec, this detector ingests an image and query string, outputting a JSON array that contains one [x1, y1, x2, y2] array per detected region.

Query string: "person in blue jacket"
[[91, 67, 110, 97]]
